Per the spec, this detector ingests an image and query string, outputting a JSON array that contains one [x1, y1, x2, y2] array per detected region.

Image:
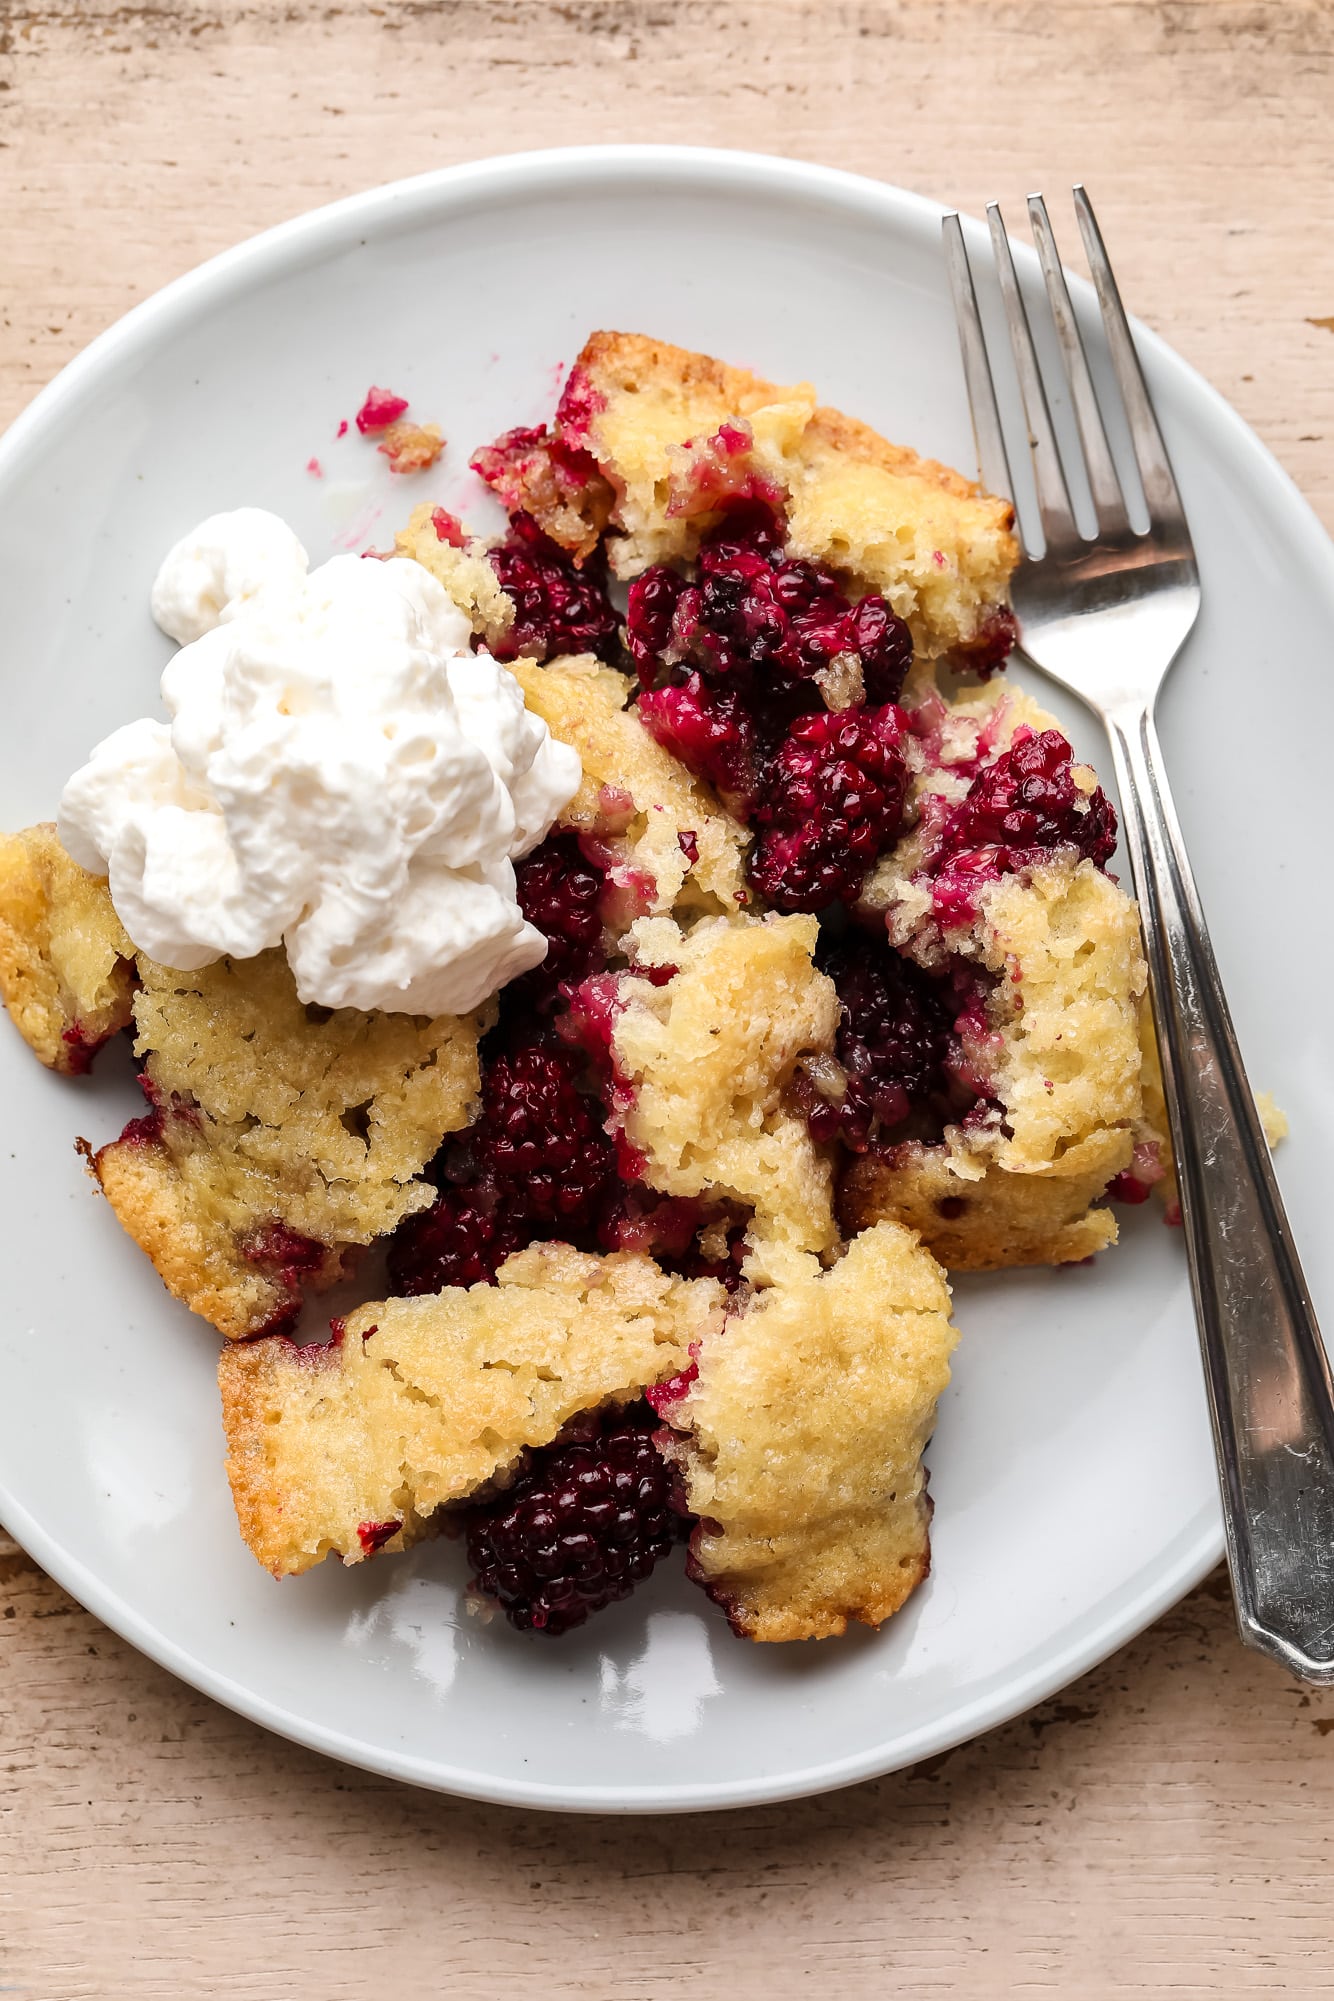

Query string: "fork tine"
[[1073, 185, 1188, 537], [941, 212, 1016, 514], [1027, 193, 1131, 537], [986, 202, 1080, 553]]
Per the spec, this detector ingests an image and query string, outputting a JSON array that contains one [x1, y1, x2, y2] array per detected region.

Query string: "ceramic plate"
[[2, 148, 1331, 1813]]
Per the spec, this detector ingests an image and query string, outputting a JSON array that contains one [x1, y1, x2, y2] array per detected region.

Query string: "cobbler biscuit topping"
[[58, 510, 582, 1015], [0, 330, 1171, 1650]]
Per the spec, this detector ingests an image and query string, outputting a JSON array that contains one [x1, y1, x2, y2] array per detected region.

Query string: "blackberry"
[[848, 595, 914, 706], [481, 1045, 614, 1224], [625, 504, 914, 713], [487, 512, 620, 664], [626, 564, 691, 684], [384, 1044, 615, 1296], [636, 671, 763, 812], [512, 832, 605, 1011], [811, 932, 955, 1149], [385, 1184, 529, 1296], [749, 706, 909, 911], [465, 1402, 683, 1635], [942, 728, 1117, 869], [951, 603, 1019, 679]]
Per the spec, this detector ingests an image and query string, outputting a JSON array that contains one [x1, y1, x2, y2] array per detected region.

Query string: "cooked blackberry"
[[464, 1402, 683, 1635], [487, 512, 621, 664], [810, 931, 955, 1150]]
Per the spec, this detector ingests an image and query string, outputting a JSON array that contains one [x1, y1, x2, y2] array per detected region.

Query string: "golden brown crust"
[[839, 1132, 1126, 1270], [655, 1225, 957, 1641], [562, 331, 1019, 662], [0, 824, 135, 1073], [93, 1132, 321, 1338], [220, 1244, 727, 1576], [576, 328, 770, 411], [801, 402, 990, 503]]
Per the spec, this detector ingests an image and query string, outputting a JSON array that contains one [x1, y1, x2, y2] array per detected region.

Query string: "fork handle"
[[1105, 699, 1334, 1682]]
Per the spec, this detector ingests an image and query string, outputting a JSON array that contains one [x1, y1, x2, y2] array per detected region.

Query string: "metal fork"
[[944, 189, 1334, 1684]]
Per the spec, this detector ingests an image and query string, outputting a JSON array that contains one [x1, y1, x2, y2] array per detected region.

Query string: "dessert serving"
[[0, 332, 1153, 1646]]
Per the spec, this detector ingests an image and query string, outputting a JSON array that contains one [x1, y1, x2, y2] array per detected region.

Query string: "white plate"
[[2, 147, 1332, 1814]]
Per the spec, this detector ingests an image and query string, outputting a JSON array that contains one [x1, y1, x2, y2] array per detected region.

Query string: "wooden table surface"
[[3, 3, 1333, 1994]]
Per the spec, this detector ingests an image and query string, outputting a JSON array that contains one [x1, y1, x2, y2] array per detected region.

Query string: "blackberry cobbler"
[[0, 332, 1153, 1644]]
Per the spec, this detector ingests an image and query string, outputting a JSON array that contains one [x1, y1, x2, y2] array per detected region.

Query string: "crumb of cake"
[[652, 1221, 957, 1641], [538, 332, 1018, 668], [0, 825, 135, 1074], [355, 386, 410, 434], [93, 947, 490, 1338], [335, 419, 349, 439], [608, 911, 840, 1257], [219, 1242, 726, 1577], [392, 501, 515, 653], [377, 419, 444, 474], [512, 655, 751, 918], [463, 1400, 682, 1634], [1256, 1090, 1289, 1148], [305, 457, 323, 478]]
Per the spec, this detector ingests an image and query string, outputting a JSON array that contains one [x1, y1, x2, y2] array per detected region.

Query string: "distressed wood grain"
[[2, 3, 1333, 1995]]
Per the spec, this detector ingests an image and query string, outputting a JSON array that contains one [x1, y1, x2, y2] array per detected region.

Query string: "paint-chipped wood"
[[2, 2, 1333, 1994]]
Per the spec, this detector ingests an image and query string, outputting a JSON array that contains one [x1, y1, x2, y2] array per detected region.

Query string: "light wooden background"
[[3, 4, 1334, 1995]]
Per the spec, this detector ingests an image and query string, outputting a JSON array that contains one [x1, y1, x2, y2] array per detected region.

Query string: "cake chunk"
[[0, 824, 135, 1073], [608, 912, 840, 1256], [481, 331, 1019, 669], [841, 856, 1145, 1268], [392, 504, 516, 652], [653, 1222, 958, 1641], [95, 949, 488, 1338], [837, 684, 1147, 1270], [220, 1243, 726, 1577]]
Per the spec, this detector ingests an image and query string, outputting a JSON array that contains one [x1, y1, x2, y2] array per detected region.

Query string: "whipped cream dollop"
[[59, 509, 582, 1016]]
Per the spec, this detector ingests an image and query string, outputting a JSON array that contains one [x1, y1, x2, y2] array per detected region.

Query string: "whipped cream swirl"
[[59, 509, 581, 1016]]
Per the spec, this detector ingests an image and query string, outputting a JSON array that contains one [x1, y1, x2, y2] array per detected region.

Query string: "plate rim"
[[9, 140, 1327, 1813]]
